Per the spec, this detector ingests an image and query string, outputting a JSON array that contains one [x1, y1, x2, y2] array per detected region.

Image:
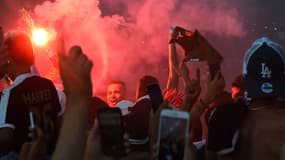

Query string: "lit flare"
[[32, 28, 49, 46]]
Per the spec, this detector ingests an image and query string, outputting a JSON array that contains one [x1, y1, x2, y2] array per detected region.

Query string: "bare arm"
[[52, 38, 93, 160], [181, 65, 201, 112], [166, 30, 179, 90], [190, 71, 225, 125]]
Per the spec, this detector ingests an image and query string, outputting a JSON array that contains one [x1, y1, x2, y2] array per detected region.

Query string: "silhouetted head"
[[242, 37, 285, 99]]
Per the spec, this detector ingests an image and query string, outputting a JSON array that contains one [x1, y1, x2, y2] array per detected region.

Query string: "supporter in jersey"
[[0, 32, 61, 157]]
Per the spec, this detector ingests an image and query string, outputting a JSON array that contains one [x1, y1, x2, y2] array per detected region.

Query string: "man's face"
[[106, 83, 125, 107]]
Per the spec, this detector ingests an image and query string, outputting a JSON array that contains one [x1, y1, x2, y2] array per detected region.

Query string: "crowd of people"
[[0, 24, 285, 160]]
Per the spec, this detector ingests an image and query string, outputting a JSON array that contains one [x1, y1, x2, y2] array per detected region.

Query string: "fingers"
[[68, 45, 93, 71], [68, 45, 82, 59], [78, 54, 89, 67], [84, 59, 93, 72], [205, 70, 225, 102], [169, 27, 178, 39], [30, 126, 44, 147]]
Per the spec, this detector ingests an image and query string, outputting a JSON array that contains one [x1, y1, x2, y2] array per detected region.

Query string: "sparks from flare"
[[21, 9, 54, 47]]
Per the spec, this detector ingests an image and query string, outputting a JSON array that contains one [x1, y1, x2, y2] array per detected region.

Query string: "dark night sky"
[[1, 0, 285, 29], [1, 0, 284, 68], [0, 0, 284, 92]]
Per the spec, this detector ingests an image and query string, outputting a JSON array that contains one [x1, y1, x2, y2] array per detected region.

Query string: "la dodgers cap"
[[242, 37, 285, 98]]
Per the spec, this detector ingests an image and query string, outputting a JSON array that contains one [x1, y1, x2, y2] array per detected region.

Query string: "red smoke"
[[29, 0, 246, 100]]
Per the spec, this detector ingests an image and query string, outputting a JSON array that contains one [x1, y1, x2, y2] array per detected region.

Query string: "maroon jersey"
[[0, 73, 61, 153]]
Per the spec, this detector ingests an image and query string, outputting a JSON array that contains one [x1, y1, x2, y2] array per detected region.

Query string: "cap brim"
[[244, 76, 285, 98]]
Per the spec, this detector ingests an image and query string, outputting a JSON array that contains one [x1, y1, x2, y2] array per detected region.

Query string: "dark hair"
[[107, 80, 126, 87], [136, 75, 159, 99], [5, 33, 34, 66]]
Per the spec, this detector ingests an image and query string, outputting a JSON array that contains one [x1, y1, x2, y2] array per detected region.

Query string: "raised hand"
[[57, 37, 93, 99], [182, 68, 201, 111], [52, 37, 93, 160], [203, 70, 225, 104], [189, 70, 224, 126], [169, 27, 179, 42]]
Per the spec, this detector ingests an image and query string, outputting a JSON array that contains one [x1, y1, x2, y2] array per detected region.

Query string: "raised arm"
[[190, 71, 225, 125], [181, 65, 201, 112], [166, 29, 180, 90], [52, 37, 93, 160]]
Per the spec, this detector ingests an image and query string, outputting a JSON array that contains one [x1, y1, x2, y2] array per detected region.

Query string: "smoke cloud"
[[27, 0, 246, 100]]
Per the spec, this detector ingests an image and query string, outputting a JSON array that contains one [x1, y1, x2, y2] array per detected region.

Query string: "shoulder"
[[238, 102, 285, 159], [209, 101, 247, 124], [24, 76, 54, 85], [207, 101, 247, 155]]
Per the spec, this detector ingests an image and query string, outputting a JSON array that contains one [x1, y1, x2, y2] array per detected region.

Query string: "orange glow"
[[32, 28, 49, 46]]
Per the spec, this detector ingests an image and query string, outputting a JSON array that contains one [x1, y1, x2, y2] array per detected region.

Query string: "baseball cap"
[[4, 32, 34, 66], [242, 37, 285, 98]]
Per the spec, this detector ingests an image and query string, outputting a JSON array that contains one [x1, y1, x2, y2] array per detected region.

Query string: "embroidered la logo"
[[261, 63, 272, 78]]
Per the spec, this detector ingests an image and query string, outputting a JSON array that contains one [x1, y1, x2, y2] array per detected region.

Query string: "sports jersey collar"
[[13, 72, 37, 84], [136, 95, 150, 102]]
